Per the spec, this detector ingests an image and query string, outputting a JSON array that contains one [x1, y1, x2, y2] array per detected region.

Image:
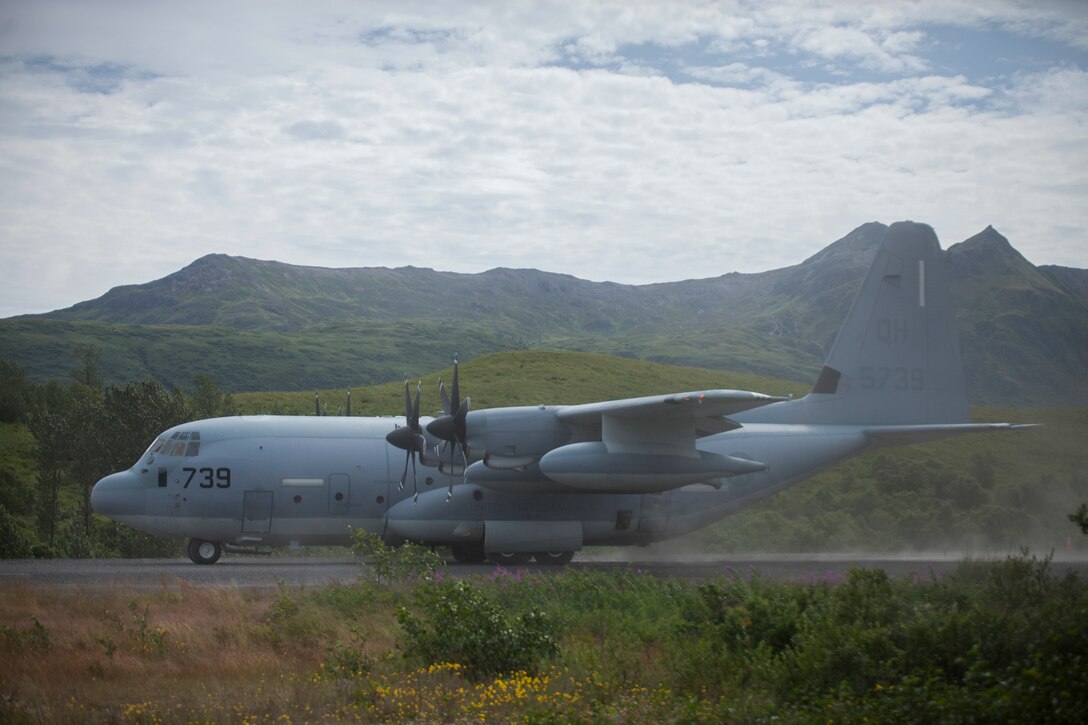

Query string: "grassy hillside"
[[0, 317, 527, 394], [232, 349, 812, 416]]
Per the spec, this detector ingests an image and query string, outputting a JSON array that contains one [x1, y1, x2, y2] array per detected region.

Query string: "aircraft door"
[[637, 492, 670, 537], [242, 491, 273, 534], [329, 474, 350, 514]]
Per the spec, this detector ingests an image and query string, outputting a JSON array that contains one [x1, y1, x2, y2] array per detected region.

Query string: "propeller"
[[385, 379, 427, 502], [426, 356, 470, 501]]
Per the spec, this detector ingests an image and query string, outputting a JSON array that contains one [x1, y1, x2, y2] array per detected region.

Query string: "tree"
[[102, 379, 192, 469], [70, 344, 102, 390], [28, 410, 72, 553], [0, 358, 31, 423], [1070, 504, 1088, 537], [191, 374, 235, 420]]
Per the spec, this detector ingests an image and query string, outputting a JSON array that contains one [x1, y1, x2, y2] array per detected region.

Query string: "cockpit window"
[[144, 430, 201, 462]]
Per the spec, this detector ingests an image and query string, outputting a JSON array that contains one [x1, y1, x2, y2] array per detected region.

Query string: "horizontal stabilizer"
[[865, 423, 1037, 446]]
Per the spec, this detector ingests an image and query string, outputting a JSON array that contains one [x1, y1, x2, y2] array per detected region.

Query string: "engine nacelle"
[[538, 442, 767, 493], [465, 406, 571, 465]]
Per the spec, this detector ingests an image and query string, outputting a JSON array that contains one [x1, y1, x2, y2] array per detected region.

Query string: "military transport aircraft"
[[91, 222, 1026, 564]]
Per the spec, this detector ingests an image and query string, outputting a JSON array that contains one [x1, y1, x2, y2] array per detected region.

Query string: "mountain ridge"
[[3, 222, 1084, 404]]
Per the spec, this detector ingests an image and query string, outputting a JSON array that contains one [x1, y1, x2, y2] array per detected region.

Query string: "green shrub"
[[322, 628, 373, 680], [397, 579, 558, 678], [0, 503, 34, 558], [0, 616, 52, 651], [352, 529, 444, 584]]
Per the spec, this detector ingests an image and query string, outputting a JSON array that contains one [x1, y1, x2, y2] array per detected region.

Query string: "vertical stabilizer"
[[798, 221, 970, 425]]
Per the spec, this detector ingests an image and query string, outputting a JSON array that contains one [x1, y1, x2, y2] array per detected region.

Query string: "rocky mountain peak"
[[801, 222, 887, 267], [948, 225, 1037, 280]]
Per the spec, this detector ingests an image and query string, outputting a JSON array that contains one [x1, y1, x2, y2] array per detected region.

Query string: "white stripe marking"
[[918, 260, 926, 307]]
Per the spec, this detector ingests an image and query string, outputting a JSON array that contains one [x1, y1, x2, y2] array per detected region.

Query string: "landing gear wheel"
[[187, 538, 222, 565], [487, 551, 532, 565], [449, 543, 487, 564], [532, 551, 574, 566]]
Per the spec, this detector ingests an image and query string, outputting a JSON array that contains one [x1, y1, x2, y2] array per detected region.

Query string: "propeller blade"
[[411, 451, 419, 503], [412, 382, 422, 432], [451, 355, 460, 417], [398, 451, 410, 491], [439, 379, 451, 416], [428, 356, 470, 503]]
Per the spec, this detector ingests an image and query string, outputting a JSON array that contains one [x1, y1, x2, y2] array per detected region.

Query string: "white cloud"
[[0, 0, 1085, 319]]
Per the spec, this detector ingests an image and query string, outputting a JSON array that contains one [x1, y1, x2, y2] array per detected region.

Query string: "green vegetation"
[[1, 552, 1084, 722], [689, 406, 1088, 554], [0, 350, 237, 559], [233, 349, 809, 417], [351, 529, 445, 584]]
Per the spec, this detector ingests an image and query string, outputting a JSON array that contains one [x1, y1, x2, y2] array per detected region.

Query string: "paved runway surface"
[[3, 553, 1086, 590]]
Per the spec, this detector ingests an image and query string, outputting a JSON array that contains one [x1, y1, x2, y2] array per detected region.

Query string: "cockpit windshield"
[[143, 430, 200, 463]]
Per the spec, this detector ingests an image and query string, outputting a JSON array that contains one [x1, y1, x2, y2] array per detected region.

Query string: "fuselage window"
[[158, 468, 167, 487]]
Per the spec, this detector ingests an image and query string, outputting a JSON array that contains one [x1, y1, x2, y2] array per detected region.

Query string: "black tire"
[[487, 551, 532, 565], [449, 543, 487, 564], [187, 538, 222, 565], [532, 551, 575, 566]]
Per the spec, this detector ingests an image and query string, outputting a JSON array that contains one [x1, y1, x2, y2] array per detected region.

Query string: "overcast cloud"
[[1, 0, 1086, 317]]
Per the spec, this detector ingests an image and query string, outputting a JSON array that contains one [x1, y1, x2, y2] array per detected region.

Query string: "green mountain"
[[1, 223, 1084, 404], [950, 226, 1088, 405]]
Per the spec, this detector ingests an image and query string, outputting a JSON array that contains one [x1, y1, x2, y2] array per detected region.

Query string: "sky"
[[1, 0, 1086, 318]]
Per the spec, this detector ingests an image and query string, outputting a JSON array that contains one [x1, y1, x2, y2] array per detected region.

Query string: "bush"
[[397, 579, 558, 678], [0, 503, 34, 558], [352, 529, 444, 584]]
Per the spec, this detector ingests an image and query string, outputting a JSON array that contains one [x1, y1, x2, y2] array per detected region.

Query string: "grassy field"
[[1, 551, 1085, 723]]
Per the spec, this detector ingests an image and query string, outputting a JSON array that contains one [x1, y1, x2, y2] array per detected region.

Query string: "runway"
[[3, 552, 1086, 590]]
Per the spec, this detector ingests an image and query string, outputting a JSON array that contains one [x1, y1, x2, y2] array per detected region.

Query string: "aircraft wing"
[[529, 390, 786, 494], [557, 389, 788, 425]]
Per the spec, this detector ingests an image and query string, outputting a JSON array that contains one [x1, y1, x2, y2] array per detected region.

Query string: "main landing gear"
[[447, 544, 575, 566], [187, 538, 222, 565], [488, 551, 575, 566]]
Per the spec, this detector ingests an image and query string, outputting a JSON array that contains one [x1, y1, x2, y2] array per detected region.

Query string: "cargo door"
[[242, 490, 273, 534]]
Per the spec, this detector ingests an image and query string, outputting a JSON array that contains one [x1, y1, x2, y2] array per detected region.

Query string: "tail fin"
[[800, 221, 970, 425]]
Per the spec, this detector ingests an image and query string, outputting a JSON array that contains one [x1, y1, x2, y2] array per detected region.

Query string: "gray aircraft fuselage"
[[90, 221, 1024, 564]]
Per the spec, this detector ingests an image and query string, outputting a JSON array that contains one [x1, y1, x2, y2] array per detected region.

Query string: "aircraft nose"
[[91, 470, 143, 517]]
